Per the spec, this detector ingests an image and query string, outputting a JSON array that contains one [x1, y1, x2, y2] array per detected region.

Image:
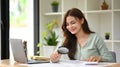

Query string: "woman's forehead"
[[66, 16, 80, 23], [66, 16, 75, 22]]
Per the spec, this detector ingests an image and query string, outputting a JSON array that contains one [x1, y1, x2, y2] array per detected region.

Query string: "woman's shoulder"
[[90, 33, 103, 40], [90, 33, 105, 46]]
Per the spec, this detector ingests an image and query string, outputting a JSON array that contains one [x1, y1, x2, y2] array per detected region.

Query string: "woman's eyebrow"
[[70, 20, 75, 23], [66, 19, 74, 24]]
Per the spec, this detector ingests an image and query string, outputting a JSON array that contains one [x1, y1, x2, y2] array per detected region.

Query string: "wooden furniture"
[[106, 63, 120, 67], [0, 59, 28, 67]]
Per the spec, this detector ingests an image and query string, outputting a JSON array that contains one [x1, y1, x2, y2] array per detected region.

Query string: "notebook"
[[10, 39, 50, 64]]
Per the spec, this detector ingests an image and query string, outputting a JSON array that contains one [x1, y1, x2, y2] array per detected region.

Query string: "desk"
[[0, 59, 120, 67], [0, 59, 27, 67]]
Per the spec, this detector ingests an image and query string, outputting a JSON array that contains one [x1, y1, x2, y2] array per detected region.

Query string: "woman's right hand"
[[50, 51, 61, 63]]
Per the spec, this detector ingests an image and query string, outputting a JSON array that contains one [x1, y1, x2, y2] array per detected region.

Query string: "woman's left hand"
[[87, 56, 102, 62]]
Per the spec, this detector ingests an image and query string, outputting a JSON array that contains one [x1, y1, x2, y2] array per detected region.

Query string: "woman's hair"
[[62, 8, 94, 60]]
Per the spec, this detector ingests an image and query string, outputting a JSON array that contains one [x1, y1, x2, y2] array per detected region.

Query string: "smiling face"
[[66, 16, 84, 35]]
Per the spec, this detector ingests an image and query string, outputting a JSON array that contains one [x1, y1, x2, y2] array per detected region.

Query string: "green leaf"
[[51, 1, 59, 6], [44, 31, 58, 46], [37, 43, 43, 47]]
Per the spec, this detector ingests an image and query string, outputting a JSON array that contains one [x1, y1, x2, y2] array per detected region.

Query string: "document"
[[20, 60, 116, 67]]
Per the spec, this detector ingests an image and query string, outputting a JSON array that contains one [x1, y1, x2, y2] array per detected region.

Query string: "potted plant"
[[43, 21, 58, 57], [37, 19, 58, 57], [101, 0, 108, 10], [51, 1, 59, 12], [105, 32, 110, 40]]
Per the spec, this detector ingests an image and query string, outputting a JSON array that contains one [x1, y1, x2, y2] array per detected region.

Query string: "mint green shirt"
[[74, 33, 114, 62]]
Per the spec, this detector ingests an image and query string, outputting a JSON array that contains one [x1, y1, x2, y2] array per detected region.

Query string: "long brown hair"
[[62, 8, 94, 60]]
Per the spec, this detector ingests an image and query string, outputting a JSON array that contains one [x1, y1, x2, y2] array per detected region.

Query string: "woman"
[[50, 8, 114, 62]]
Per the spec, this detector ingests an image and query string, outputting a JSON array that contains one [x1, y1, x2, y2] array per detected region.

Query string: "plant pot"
[[42, 46, 56, 57], [52, 6, 58, 12], [105, 35, 110, 40], [101, 4, 108, 10]]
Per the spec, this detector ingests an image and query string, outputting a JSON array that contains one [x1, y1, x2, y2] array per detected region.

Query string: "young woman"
[[50, 8, 114, 62]]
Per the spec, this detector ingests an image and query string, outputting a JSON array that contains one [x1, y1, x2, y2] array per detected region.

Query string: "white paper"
[[19, 60, 116, 67]]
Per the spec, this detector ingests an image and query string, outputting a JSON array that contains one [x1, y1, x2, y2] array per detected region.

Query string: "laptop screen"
[[10, 39, 28, 63]]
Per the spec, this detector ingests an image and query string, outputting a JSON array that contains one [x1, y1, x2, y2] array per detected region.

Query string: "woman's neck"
[[75, 30, 88, 39], [75, 30, 90, 47]]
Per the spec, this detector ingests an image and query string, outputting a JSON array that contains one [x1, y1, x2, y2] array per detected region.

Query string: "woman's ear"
[[81, 18, 84, 24]]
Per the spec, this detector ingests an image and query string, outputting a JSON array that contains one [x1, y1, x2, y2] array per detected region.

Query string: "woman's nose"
[[68, 24, 71, 27], [67, 25, 72, 30]]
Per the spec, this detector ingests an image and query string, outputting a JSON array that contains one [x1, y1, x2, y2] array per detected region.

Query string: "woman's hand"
[[50, 51, 61, 63], [87, 56, 102, 62]]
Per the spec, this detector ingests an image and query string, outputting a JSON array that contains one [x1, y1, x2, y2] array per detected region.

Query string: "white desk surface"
[[21, 60, 118, 67]]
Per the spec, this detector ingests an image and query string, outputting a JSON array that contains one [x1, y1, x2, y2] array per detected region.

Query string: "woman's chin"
[[71, 32, 76, 34]]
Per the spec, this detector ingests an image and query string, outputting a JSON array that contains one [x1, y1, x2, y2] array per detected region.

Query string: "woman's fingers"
[[87, 56, 101, 62], [87, 56, 95, 62], [50, 51, 60, 62]]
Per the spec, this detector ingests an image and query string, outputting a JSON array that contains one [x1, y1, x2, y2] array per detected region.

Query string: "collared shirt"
[[74, 33, 114, 62]]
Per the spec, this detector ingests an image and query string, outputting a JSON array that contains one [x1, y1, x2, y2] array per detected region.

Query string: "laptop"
[[10, 39, 50, 64]]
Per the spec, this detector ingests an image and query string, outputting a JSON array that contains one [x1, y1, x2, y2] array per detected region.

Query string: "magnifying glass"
[[57, 46, 69, 54]]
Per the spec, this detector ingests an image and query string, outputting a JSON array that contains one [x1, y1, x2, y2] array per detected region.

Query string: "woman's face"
[[66, 16, 83, 34]]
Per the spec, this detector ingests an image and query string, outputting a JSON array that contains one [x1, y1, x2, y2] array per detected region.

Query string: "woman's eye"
[[71, 21, 75, 24]]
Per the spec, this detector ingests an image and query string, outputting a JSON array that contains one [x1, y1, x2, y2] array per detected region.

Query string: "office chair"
[[110, 51, 116, 62]]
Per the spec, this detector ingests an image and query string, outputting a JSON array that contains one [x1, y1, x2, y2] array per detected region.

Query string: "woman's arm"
[[96, 35, 115, 62]]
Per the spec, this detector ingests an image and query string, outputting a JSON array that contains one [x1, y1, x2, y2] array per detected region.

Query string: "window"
[[9, 0, 39, 59]]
